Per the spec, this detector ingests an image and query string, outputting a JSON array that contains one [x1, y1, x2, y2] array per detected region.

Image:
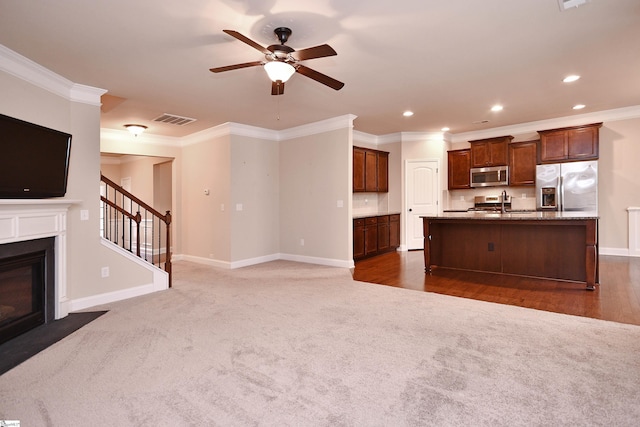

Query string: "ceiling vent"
[[153, 113, 196, 126], [558, 0, 589, 11]]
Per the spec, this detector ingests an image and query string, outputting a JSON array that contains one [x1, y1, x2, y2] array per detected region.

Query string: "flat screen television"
[[0, 113, 72, 198]]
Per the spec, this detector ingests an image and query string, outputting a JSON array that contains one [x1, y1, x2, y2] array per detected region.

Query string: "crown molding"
[[0, 44, 106, 105], [450, 105, 640, 143], [278, 114, 357, 141]]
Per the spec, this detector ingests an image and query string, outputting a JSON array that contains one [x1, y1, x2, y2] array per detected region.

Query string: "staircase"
[[100, 174, 172, 287]]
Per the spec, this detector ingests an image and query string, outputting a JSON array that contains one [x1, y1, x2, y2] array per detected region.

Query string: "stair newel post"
[[134, 211, 142, 257], [165, 210, 172, 288]]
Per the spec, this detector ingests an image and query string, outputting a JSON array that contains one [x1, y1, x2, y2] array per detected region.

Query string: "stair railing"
[[100, 173, 172, 287]]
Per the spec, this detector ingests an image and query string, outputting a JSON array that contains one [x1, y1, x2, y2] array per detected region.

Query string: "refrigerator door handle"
[[559, 175, 564, 212]]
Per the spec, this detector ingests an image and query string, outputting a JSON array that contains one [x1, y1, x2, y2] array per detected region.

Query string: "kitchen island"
[[422, 211, 599, 290]]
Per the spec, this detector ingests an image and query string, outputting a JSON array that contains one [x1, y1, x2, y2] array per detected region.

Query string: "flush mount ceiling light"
[[563, 74, 581, 83], [124, 124, 147, 137], [573, 104, 586, 110], [441, 127, 450, 132], [263, 61, 296, 83], [491, 105, 503, 112], [403, 111, 414, 117]]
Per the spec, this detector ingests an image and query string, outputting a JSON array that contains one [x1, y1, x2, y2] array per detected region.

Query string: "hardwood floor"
[[353, 250, 640, 326]]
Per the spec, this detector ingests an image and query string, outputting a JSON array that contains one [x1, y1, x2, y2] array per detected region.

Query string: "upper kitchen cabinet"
[[469, 136, 512, 168], [537, 122, 602, 163], [353, 146, 389, 193], [508, 140, 538, 186], [448, 149, 471, 190]]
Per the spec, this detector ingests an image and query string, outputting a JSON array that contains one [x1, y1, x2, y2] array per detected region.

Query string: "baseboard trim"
[[173, 253, 353, 269], [600, 247, 637, 257], [68, 281, 166, 313]]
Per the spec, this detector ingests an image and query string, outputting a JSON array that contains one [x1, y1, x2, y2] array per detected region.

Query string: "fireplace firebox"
[[0, 237, 55, 345]]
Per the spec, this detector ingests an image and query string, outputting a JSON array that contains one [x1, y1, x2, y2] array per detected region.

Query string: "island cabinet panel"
[[447, 149, 471, 189], [469, 136, 512, 168], [501, 224, 586, 281], [429, 222, 501, 272], [423, 216, 598, 289], [508, 141, 537, 186], [538, 122, 602, 163]]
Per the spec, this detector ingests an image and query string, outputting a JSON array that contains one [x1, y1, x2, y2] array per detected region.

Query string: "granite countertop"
[[423, 211, 599, 220], [353, 211, 401, 219]]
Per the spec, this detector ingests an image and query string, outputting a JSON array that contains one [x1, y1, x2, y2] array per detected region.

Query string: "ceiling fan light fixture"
[[124, 124, 147, 137], [264, 61, 295, 83]]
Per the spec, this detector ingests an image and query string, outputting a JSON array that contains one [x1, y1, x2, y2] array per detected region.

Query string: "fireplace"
[[0, 237, 55, 344], [0, 199, 75, 342]]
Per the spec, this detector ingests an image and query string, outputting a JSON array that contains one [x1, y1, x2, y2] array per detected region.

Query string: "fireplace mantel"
[[0, 199, 81, 319]]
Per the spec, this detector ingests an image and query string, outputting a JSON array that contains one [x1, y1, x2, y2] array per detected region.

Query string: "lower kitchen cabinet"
[[354, 214, 400, 261]]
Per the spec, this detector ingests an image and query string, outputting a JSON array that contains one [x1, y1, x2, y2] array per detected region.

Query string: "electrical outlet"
[[80, 210, 89, 221], [300, 238, 305, 246], [101, 266, 110, 278]]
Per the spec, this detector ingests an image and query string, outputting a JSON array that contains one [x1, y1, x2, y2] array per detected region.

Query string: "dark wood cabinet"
[[469, 136, 512, 168], [364, 217, 378, 256], [353, 146, 389, 193], [353, 218, 365, 259], [538, 122, 602, 163], [389, 214, 400, 248], [377, 215, 390, 252], [353, 148, 366, 192], [354, 214, 400, 261], [447, 149, 471, 190], [508, 140, 538, 186], [376, 152, 389, 192]]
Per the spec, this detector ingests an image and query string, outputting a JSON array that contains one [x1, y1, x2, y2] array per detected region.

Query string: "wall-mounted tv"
[[0, 113, 72, 198]]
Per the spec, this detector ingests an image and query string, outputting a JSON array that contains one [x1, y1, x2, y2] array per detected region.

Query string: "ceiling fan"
[[210, 27, 344, 95]]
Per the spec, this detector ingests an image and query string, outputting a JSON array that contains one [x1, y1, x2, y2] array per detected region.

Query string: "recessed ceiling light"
[[573, 104, 586, 110], [491, 105, 503, 112], [403, 111, 414, 117], [441, 127, 450, 132], [563, 75, 581, 83]]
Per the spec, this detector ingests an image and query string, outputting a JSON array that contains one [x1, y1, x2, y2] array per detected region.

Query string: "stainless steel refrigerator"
[[535, 160, 598, 212]]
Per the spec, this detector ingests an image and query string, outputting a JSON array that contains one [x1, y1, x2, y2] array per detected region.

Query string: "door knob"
[[409, 208, 413, 212]]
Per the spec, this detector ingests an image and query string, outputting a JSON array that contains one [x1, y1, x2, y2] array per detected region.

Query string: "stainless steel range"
[[469, 195, 511, 211]]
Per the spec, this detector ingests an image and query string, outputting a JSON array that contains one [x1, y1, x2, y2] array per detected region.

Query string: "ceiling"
[[1, 0, 639, 138]]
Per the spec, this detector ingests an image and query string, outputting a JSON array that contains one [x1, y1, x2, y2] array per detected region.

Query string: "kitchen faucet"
[[501, 190, 508, 213]]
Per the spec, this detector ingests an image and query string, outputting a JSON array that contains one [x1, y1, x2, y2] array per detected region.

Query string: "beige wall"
[[0, 71, 153, 301], [230, 135, 279, 262], [279, 128, 352, 262], [599, 118, 640, 250], [180, 134, 231, 263]]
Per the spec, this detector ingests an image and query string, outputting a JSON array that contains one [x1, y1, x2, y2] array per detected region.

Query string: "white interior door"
[[405, 160, 439, 250]]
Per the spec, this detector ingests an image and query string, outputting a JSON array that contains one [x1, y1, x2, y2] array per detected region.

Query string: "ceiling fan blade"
[[223, 30, 270, 54], [295, 65, 344, 91], [271, 80, 285, 96], [209, 61, 263, 73], [291, 44, 337, 61]]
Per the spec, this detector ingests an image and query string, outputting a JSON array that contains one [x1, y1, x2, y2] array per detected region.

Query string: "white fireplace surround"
[[0, 199, 78, 320]]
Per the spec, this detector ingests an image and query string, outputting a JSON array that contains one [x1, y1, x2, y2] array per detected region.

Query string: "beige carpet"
[[1, 260, 639, 426]]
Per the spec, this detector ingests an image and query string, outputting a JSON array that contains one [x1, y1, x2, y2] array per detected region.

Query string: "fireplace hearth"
[[0, 237, 55, 345]]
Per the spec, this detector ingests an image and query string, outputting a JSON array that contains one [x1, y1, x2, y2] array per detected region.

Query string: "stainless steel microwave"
[[470, 165, 509, 187]]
